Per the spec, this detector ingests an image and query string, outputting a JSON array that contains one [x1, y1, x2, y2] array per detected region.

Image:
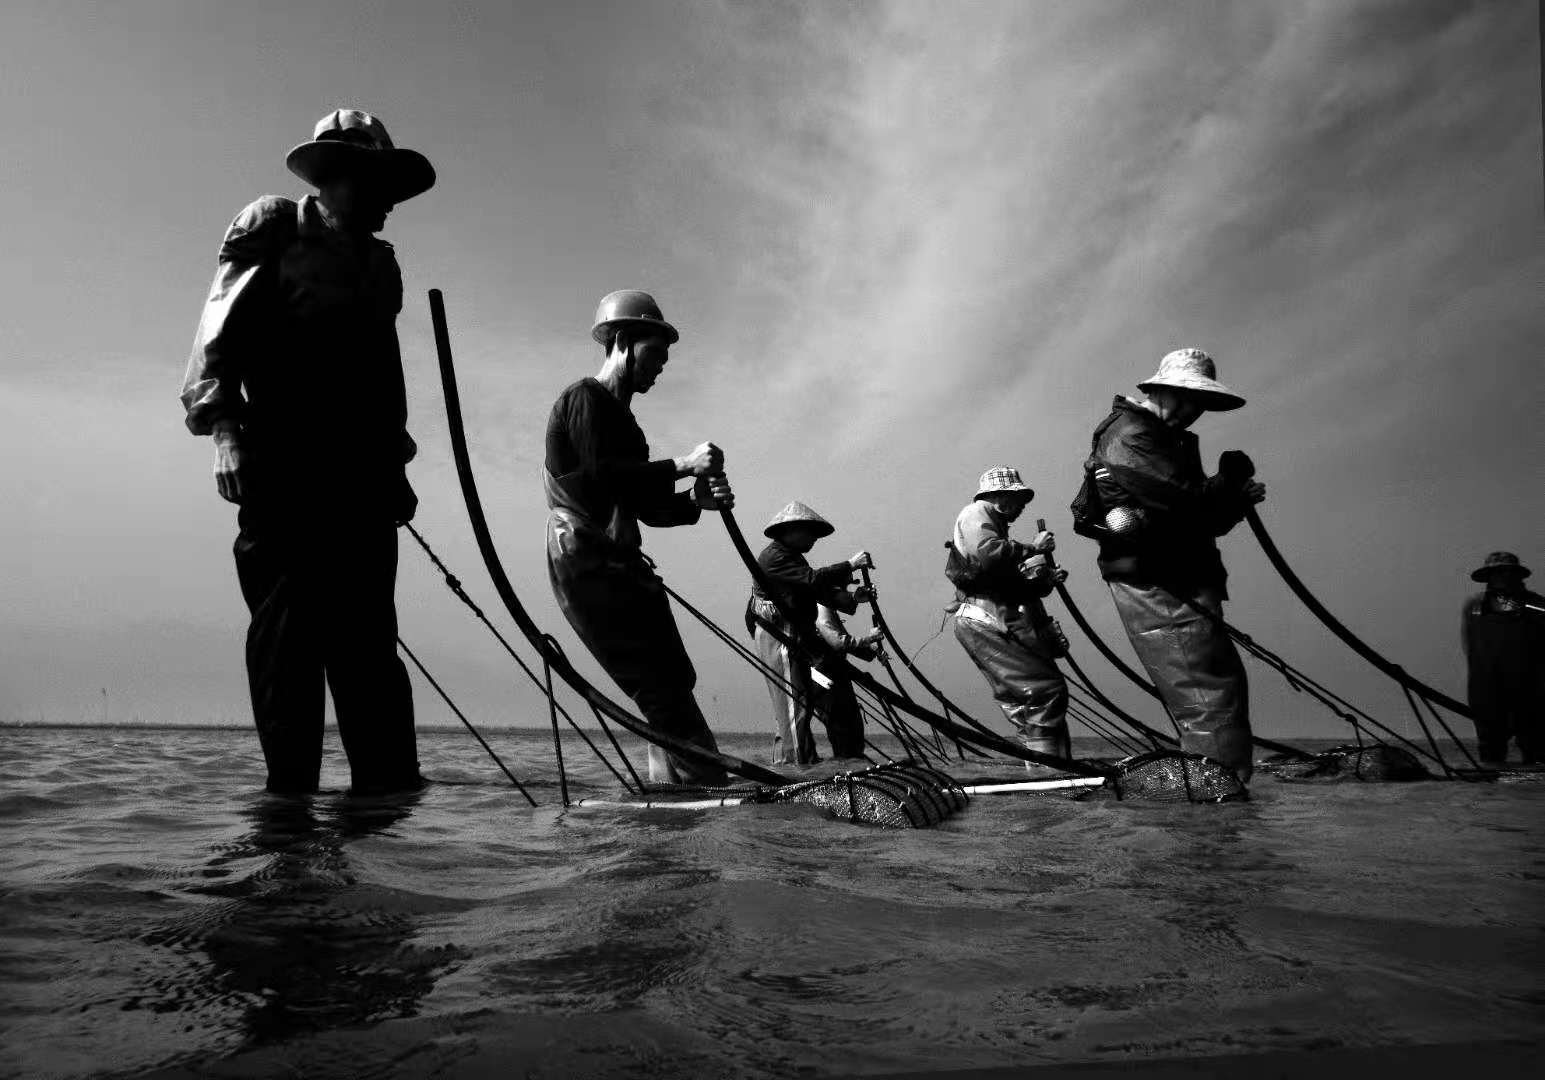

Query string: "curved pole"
[[1052, 577, 1312, 761], [428, 289, 789, 788], [1245, 507, 1472, 719], [859, 566, 1001, 752], [720, 507, 1106, 778]]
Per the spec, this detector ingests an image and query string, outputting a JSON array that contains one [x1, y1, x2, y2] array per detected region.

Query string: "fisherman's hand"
[[1242, 479, 1266, 505], [1028, 530, 1055, 554], [849, 550, 874, 570], [853, 585, 877, 604], [860, 628, 884, 648], [1218, 449, 1256, 486], [212, 421, 250, 504], [691, 473, 735, 510], [676, 441, 724, 478], [391, 472, 419, 526]]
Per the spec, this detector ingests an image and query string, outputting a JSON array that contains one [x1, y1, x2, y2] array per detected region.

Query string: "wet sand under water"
[[1, 728, 1540, 1079]]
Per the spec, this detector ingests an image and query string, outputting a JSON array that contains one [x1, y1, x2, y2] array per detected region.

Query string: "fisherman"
[[812, 599, 885, 760], [1073, 347, 1266, 780], [746, 502, 874, 764], [947, 467, 1071, 763], [545, 290, 735, 786], [180, 109, 433, 795], [1461, 552, 1545, 767]]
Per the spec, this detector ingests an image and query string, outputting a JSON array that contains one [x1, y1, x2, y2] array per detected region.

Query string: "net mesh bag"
[[1259, 742, 1429, 782], [754, 761, 970, 828], [1104, 750, 1248, 804]]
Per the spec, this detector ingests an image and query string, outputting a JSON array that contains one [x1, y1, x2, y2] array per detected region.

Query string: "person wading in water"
[[947, 467, 1071, 768], [746, 502, 874, 765], [1462, 551, 1544, 768], [1073, 348, 1266, 780], [544, 290, 735, 786], [181, 109, 433, 795]]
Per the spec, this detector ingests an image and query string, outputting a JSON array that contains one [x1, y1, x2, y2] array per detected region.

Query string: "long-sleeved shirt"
[[544, 377, 699, 559], [181, 195, 415, 493], [751, 539, 855, 631], [950, 499, 1050, 630], [1088, 395, 1249, 592], [816, 603, 876, 661]]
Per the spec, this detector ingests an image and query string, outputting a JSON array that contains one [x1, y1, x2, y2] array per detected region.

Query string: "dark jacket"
[[748, 539, 855, 634], [1088, 396, 1250, 593]]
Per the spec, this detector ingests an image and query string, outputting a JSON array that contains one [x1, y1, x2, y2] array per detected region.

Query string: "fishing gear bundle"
[[755, 760, 968, 827], [1257, 744, 1429, 783]]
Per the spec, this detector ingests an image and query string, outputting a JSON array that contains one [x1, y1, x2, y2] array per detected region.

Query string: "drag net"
[[753, 761, 970, 828], [1104, 750, 1248, 803], [1258, 743, 1430, 783]]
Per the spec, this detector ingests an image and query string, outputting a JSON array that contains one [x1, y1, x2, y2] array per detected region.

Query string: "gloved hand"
[[391, 472, 419, 526], [1218, 449, 1256, 486]]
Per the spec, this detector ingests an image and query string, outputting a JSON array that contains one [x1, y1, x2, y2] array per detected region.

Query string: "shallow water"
[[1, 727, 1540, 1079]]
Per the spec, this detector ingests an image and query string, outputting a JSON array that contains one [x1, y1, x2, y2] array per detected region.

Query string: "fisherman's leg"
[[323, 524, 422, 795], [791, 663, 821, 765], [1515, 690, 1545, 764], [1466, 676, 1509, 764], [234, 511, 325, 794], [1111, 582, 1253, 780], [819, 673, 866, 760], [954, 617, 1069, 758], [754, 626, 799, 765]]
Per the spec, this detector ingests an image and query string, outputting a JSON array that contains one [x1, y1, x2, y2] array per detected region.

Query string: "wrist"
[[212, 420, 241, 448]]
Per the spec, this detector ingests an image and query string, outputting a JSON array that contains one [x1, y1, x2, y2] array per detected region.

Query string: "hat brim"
[[591, 316, 680, 346], [1137, 377, 1245, 412], [285, 142, 436, 203], [1472, 564, 1531, 582], [976, 486, 1035, 502], [764, 519, 835, 540]]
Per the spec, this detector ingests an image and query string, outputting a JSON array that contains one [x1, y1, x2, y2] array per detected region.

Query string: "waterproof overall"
[[1463, 591, 1545, 763], [182, 195, 420, 794], [948, 500, 1070, 758], [1086, 397, 1255, 778], [747, 540, 856, 764], [544, 379, 726, 786]]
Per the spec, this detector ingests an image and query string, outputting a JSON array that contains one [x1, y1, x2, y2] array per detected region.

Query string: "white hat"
[[1137, 348, 1245, 411], [763, 501, 835, 539]]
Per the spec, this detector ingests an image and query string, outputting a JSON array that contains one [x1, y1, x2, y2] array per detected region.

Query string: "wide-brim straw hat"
[[1137, 348, 1245, 411], [1471, 551, 1531, 582], [975, 466, 1034, 502], [286, 109, 435, 204], [764, 500, 835, 539]]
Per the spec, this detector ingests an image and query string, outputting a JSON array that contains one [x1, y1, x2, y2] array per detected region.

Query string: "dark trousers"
[[953, 614, 1070, 758], [815, 667, 868, 760], [1109, 580, 1252, 779], [548, 553, 726, 786], [1469, 678, 1543, 764], [234, 508, 420, 794]]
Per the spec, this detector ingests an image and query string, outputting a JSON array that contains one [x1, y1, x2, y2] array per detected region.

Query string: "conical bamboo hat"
[[763, 500, 835, 539]]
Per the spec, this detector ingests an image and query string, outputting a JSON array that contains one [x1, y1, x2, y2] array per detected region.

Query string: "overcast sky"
[[0, 1, 1539, 749]]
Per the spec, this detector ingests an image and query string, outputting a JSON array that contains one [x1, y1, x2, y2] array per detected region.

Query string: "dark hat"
[[763, 500, 834, 539], [285, 109, 435, 204], [1471, 551, 1531, 582]]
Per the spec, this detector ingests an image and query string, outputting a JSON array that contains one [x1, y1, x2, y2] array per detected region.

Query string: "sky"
[[0, 1, 1540, 751]]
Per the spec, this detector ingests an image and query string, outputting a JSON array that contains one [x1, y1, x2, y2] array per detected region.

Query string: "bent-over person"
[[1075, 347, 1265, 779], [948, 467, 1071, 762], [746, 502, 873, 764], [181, 109, 433, 795], [545, 290, 734, 786]]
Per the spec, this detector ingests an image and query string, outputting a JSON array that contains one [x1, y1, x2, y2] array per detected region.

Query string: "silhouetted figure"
[[544, 290, 734, 786], [1462, 552, 1544, 766], [182, 109, 433, 795]]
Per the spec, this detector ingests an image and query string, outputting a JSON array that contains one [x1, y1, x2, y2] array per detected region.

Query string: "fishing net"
[[753, 761, 970, 828], [1101, 750, 1248, 803], [1259, 743, 1430, 782]]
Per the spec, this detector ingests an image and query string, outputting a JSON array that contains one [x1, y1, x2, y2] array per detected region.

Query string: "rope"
[[428, 288, 789, 789], [396, 636, 537, 806], [1246, 507, 1472, 719]]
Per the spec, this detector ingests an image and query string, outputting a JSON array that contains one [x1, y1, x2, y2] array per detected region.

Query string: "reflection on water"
[[0, 728, 1541, 1079]]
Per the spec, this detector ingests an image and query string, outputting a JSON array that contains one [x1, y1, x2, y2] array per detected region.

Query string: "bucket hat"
[[763, 501, 835, 540], [975, 466, 1034, 502], [1137, 348, 1245, 411], [286, 109, 435, 204], [590, 290, 679, 346], [1471, 551, 1531, 582]]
